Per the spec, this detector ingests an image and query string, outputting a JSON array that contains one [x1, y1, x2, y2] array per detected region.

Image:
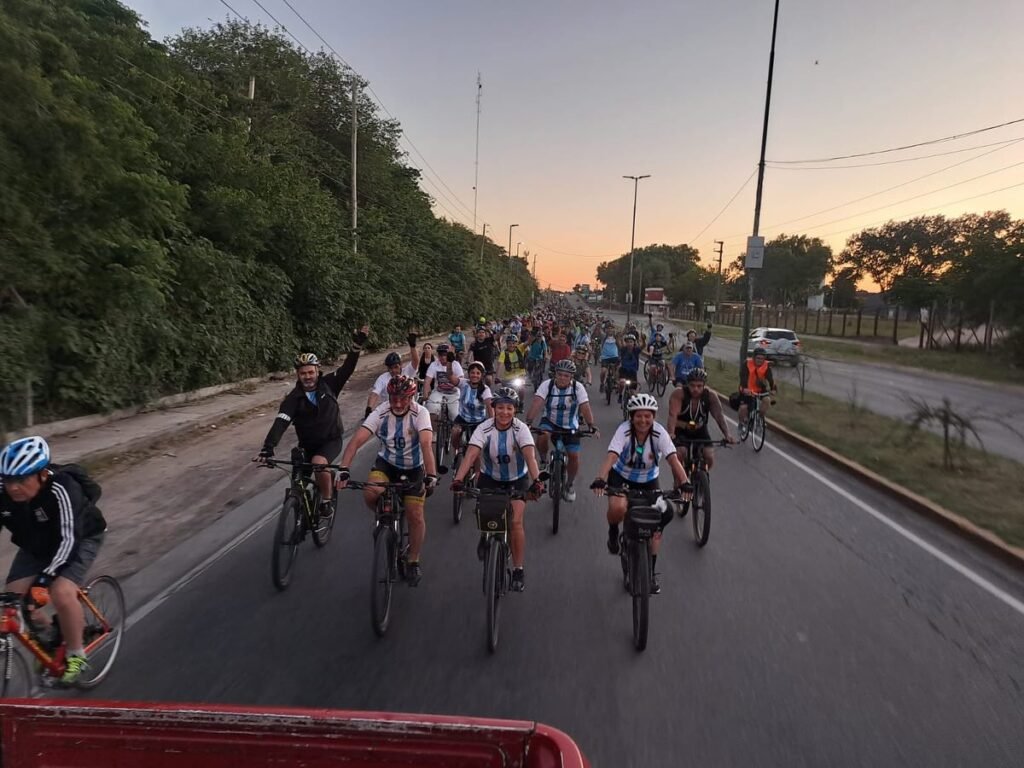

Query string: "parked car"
[[747, 327, 802, 364]]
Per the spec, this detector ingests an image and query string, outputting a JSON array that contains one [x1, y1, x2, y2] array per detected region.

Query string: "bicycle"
[[673, 438, 731, 546], [738, 392, 772, 452], [600, 361, 618, 405], [605, 487, 679, 652], [450, 423, 481, 524], [0, 575, 125, 695], [434, 399, 455, 470], [343, 477, 423, 637], [619, 377, 639, 422], [647, 358, 669, 397], [260, 447, 338, 591], [458, 484, 535, 653], [532, 427, 594, 535]]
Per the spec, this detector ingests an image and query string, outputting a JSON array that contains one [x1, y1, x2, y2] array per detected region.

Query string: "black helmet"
[[384, 352, 401, 367], [686, 367, 708, 384], [492, 386, 520, 408]]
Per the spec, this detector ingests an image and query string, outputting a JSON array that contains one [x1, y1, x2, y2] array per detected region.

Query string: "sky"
[[127, 0, 1024, 293]]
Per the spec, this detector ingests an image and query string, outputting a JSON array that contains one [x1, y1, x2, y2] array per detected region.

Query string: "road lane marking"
[[726, 416, 1024, 618]]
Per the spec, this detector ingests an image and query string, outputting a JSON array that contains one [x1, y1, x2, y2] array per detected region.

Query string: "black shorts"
[[477, 473, 531, 493], [454, 416, 484, 428], [619, 367, 639, 382], [303, 438, 342, 463], [607, 469, 659, 493], [371, 457, 425, 497], [6, 535, 104, 587], [673, 426, 711, 446]]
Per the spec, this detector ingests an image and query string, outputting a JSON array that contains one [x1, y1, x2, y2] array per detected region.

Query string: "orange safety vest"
[[745, 360, 770, 392]]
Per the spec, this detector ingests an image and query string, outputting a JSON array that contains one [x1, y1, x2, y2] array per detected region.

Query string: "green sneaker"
[[60, 654, 88, 685]]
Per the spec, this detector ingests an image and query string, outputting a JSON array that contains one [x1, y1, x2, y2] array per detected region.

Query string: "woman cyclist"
[[590, 393, 692, 594], [572, 344, 592, 387], [450, 361, 494, 465], [450, 387, 544, 592]]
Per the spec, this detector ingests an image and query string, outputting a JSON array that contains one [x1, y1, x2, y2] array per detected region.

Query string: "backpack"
[[52, 463, 102, 505], [545, 379, 582, 413]]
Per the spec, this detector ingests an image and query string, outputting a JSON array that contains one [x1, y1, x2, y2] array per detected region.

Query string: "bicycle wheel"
[[271, 495, 302, 591], [0, 639, 32, 697], [484, 539, 502, 653], [631, 543, 651, 652], [76, 575, 126, 688], [655, 368, 668, 398], [550, 457, 562, 535], [643, 359, 652, 385], [370, 526, 395, 637], [691, 470, 711, 547], [434, 421, 446, 469], [605, 374, 612, 405], [752, 412, 767, 452]]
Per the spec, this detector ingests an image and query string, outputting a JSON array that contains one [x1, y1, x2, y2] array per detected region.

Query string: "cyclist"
[[548, 331, 572, 373], [0, 436, 107, 684], [526, 328, 548, 387], [572, 344, 592, 387], [336, 376, 438, 586], [735, 347, 776, 425], [646, 313, 667, 346], [449, 361, 494, 464], [667, 368, 736, 475], [524, 359, 599, 502], [686, 323, 713, 356], [416, 342, 436, 381], [423, 343, 464, 434], [497, 334, 528, 379], [366, 333, 420, 416], [448, 324, 468, 363], [671, 341, 704, 387], [617, 334, 642, 403], [589, 394, 692, 595], [256, 327, 369, 519], [597, 324, 620, 392], [450, 387, 544, 592], [469, 326, 498, 385], [646, 331, 670, 391]]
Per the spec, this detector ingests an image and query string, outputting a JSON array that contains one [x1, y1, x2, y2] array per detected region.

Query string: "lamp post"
[[623, 174, 650, 326], [508, 224, 519, 263], [516, 241, 521, 258]]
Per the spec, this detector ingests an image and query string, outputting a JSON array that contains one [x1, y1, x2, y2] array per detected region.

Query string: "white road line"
[[125, 506, 277, 630], [728, 416, 1024, 618]]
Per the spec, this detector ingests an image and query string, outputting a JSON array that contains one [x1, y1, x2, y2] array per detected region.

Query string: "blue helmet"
[[0, 436, 51, 477]]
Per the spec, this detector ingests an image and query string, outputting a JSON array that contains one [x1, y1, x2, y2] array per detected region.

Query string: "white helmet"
[[626, 393, 659, 414]]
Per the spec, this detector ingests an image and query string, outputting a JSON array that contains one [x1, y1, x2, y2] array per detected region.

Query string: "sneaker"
[[678, 500, 690, 519], [563, 483, 577, 502], [650, 573, 661, 595], [60, 654, 89, 685], [511, 568, 525, 592], [477, 535, 488, 562], [607, 527, 620, 555], [319, 500, 335, 520], [406, 561, 422, 587]]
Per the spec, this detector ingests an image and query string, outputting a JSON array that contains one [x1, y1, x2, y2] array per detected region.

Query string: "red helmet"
[[386, 375, 418, 398]]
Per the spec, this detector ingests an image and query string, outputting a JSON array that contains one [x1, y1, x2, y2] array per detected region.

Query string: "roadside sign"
[[745, 236, 765, 269]]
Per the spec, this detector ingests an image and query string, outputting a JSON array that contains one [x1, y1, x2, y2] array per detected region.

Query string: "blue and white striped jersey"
[[458, 380, 493, 423], [608, 422, 676, 484], [535, 379, 589, 431], [362, 402, 433, 469], [469, 418, 536, 481]]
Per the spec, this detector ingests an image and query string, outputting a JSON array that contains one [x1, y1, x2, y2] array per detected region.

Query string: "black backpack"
[[52, 463, 102, 505]]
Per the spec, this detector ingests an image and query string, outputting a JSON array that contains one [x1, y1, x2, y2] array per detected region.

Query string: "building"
[[643, 287, 671, 318]]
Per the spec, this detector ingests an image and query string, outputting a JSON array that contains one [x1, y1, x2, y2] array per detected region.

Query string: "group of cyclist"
[[0, 301, 781, 679]]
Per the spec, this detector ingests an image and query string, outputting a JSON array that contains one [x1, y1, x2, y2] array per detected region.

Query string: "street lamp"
[[516, 241, 522, 258], [508, 224, 519, 262], [623, 174, 651, 325]]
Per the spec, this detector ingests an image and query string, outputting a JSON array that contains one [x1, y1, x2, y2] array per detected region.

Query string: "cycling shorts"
[[618, 367, 639, 382], [600, 357, 620, 367], [302, 438, 342, 463], [370, 457, 426, 502], [539, 418, 582, 453], [673, 426, 711, 446]]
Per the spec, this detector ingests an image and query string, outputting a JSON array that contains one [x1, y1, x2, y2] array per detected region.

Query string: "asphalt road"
[[87, 363, 1024, 767], [604, 308, 1024, 464]]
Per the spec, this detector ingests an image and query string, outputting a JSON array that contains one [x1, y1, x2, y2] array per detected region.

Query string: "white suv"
[[746, 327, 802, 365]]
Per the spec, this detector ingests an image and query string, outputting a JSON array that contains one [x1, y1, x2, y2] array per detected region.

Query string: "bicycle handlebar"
[[458, 487, 533, 501], [603, 488, 682, 500], [673, 438, 732, 447], [529, 426, 597, 437], [343, 479, 422, 492]]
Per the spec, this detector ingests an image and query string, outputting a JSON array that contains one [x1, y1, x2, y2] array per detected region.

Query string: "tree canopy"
[[0, 0, 535, 429]]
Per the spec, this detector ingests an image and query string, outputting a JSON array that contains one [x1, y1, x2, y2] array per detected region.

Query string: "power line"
[[687, 167, 757, 244], [768, 115, 1024, 164], [765, 135, 1024, 170]]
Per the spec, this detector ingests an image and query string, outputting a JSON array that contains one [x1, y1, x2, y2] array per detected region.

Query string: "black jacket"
[[0, 470, 107, 577], [263, 347, 362, 452]]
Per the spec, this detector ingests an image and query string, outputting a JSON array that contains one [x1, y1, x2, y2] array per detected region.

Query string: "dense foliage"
[[0, 0, 535, 429]]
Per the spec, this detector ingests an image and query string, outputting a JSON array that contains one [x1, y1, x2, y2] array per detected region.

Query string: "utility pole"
[[623, 174, 651, 326], [246, 75, 255, 134], [741, 0, 780, 377], [516, 241, 521, 258], [473, 73, 482, 232], [508, 223, 518, 263], [532, 253, 537, 279], [479, 222, 488, 264], [713, 240, 724, 319], [351, 80, 359, 256]]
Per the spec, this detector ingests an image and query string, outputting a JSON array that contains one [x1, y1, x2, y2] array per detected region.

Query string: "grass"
[[765, 383, 1024, 548], [701, 321, 1020, 388]]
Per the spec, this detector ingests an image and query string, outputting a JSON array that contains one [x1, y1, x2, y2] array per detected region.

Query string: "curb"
[[713, 391, 1024, 572]]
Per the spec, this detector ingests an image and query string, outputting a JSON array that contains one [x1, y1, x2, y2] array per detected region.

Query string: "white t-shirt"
[[535, 378, 589, 430], [426, 360, 465, 394], [607, 422, 676, 484], [371, 365, 417, 398], [362, 402, 433, 469], [469, 417, 535, 481]]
